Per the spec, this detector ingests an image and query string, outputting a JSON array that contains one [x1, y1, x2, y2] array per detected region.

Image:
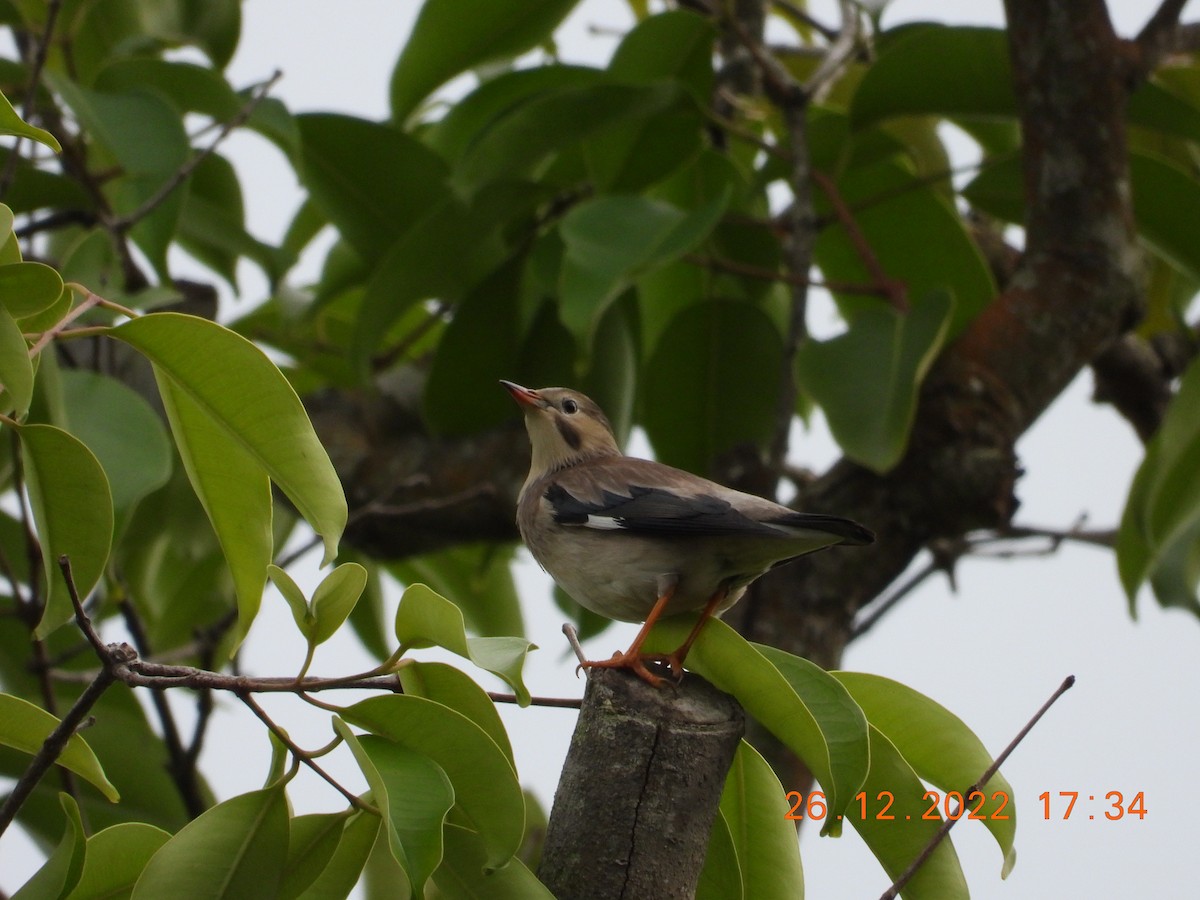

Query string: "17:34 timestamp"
[[1039, 791, 1147, 820]]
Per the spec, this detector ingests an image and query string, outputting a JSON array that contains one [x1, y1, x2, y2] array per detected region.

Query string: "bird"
[[501, 380, 874, 687]]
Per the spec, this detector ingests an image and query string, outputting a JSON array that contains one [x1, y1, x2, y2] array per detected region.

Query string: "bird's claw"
[[580, 650, 684, 688]]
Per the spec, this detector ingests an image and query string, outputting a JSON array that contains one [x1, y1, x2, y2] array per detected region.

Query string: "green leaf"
[[851, 26, 1016, 128], [176, 152, 288, 288], [582, 11, 713, 192], [752, 646, 871, 829], [835, 671, 1018, 878], [280, 812, 352, 900], [422, 257, 526, 437], [112, 313, 346, 565], [643, 617, 869, 837], [13, 794, 85, 900], [0, 153, 91, 216], [293, 811, 380, 900], [559, 191, 729, 343], [66, 823, 171, 900], [641, 300, 783, 475], [131, 786, 289, 899], [337, 723, 454, 895], [389, 0, 578, 121], [349, 184, 519, 369], [797, 289, 955, 473], [0, 693, 119, 801], [1118, 356, 1200, 612], [398, 661, 516, 769], [393, 583, 536, 706], [696, 808, 743, 900], [716, 741, 803, 900], [389, 543, 526, 639], [60, 370, 173, 520], [268, 563, 314, 639], [814, 156, 992, 335], [154, 370, 272, 650], [341, 695, 525, 870], [49, 79, 189, 278], [610, 9, 714, 101], [431, 824, 554, 899], [177, 0, 242, 69], [848, 726, 969, 900], [425, 65, 602, 165], [297, 113, 450, 264], [0, 261, 65, 318], [0, 302, 32, 417], [19, 424, 114, 638], [453, 81, 684, 195], [966, 151, 1200, 287], [0, 84, 60, 151], [310, 562, 368, 645], [95, 59, 243, 119]]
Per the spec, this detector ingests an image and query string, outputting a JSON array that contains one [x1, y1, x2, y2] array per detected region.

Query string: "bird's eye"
[[562, 398, 579, 415]]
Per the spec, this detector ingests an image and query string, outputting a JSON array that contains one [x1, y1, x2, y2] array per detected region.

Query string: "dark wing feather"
[[546, 484, 789, 538], [766, 512, 875, 545]]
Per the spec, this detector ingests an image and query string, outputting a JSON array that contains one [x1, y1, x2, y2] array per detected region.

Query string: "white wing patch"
[[581, 515, 625, 530]]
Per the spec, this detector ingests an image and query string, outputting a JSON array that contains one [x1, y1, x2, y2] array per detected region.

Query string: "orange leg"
[[667, 587, 728, 671], [581, 584, 728, 688], [581, 581, 680, 687]]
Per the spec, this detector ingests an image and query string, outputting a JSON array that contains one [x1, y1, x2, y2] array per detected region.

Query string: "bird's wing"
[[544, 459, 872, 543], [546, 482, 785, 537]]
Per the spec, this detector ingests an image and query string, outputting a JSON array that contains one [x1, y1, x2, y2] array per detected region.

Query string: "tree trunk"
[[539, 670, 744, 900]]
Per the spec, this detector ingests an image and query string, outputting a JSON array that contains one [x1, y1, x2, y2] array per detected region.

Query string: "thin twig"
[[801, 0, 861, 100], [118, 598, 207, 818], [0, 661, 116, 839], [58, 652, 582, 709], [811, 169, 908, 311], [850, 555, 947, 640], [562, 623, 588, 669], [685, 252, 897, 297], [489, 691, 581, 709], [26, 288, 104, 357], [1133, 0, 1191, 79], [238, 692, 373, 812], [0, 559, 129, 840], [107, 69, 283, 233], [879, 676, 1076, 900], [771, 0, 840, 42]]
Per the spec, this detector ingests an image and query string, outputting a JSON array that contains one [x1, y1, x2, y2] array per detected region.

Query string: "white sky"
[[3, 2, 1198, 897]]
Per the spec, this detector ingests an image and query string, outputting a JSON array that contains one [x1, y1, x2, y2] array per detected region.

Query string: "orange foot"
[[580, 650, 684, 688]]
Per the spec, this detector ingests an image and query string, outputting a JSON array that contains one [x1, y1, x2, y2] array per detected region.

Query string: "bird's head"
[[501, 381, 620, 476]]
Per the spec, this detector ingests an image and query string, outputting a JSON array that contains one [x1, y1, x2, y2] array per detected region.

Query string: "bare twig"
[[772, 0, 840, 42], [685, 252, 896, 297], [811, 169, 908, 311], [26, 288, 104, 358], [1133, 0, 1191, 79], [238, 692, 372, 812], [0, 559, 130, 840], [53, 652, 580, 709], [107, 70, 283, 233], [801, 0, 861, 100], [879, 676, 1077, 900], [118, 598, 207, 818], [0, 659, 117, 839], [850, 548, 958, 640], [562, 623, 588, 669]]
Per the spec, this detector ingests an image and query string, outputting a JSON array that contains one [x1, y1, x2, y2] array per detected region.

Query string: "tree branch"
[[107, 70, 283, 234], [1131, 0, 1192, 79], [880, 675, 1076, 900]]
